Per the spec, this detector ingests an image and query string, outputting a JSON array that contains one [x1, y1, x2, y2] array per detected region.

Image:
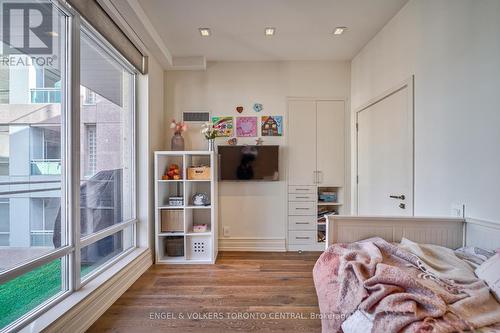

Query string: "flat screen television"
[[218, 145, 279, 181]]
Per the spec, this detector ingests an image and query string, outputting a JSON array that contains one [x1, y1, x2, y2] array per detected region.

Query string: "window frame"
[[0, 0, 139, 331]]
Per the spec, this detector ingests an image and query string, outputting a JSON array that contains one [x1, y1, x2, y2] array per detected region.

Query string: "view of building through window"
[[0, 2, 136, 330]]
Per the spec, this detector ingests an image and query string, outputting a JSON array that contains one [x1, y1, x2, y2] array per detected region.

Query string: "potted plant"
[[201, 122, 217, 151], [170, 119, 187, 151]]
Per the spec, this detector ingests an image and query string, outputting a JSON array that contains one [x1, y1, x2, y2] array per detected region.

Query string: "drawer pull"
[[294, 196, 310, 199], [295, 188, 309, 191], [296, 208, 310, 210], [295, 222, 310, 225], [296, 236, 310, 240]]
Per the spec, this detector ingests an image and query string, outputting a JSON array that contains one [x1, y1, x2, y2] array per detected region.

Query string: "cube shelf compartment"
[[154, 151, 217, 264]]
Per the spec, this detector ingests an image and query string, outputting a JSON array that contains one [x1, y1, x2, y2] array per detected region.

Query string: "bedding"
[[313, 237, 500, 333]]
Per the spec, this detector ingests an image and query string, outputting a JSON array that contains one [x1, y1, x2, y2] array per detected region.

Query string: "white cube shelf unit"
[[154, 151, 218, 264]]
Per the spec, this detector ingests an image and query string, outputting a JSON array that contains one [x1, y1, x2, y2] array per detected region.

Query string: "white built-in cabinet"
[[287, 99, 345, 251]]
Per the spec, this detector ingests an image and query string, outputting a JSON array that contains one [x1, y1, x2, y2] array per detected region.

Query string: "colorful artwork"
[[236, 117, 257, 137], [236, 106, 244, 113], [261, 116, 283, 136], [212, 116, 234, 137]]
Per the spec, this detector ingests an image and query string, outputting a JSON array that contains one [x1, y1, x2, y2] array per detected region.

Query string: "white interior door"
[[316, 100, 345, 186], [357, 83, 413, 216], [288, 100, 316, 185]]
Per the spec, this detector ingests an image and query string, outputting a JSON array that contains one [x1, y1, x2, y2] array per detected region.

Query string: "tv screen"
[[219, 145, 279, 181]]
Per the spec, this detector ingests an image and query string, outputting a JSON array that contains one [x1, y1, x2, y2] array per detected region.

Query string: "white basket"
[[186, 235, 211, 261]]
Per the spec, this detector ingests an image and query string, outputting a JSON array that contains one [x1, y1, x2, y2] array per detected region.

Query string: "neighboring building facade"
[[0, 63, 126, 251]]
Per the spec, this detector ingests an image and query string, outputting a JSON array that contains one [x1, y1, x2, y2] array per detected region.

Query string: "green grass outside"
[[0, 260, 62, 329], [0, 261, 94, 329]]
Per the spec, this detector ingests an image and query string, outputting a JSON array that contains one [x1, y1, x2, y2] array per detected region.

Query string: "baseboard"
[[43, 249, 152, 333], [218, 238, 286, 252]]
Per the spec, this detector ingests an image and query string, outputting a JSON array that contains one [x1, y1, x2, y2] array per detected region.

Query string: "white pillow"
[[476, 253, 500, 302]]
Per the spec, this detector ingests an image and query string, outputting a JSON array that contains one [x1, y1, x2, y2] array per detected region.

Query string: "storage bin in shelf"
[[186, 235, 212, 261], [160, 209, 183, 233], [158, 235, 185, 261]]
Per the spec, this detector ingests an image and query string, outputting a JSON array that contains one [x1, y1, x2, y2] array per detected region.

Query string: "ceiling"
[[138, 0, 409, 62]]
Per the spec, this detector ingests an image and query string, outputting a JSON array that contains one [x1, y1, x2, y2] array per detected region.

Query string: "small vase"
[[207, 139, 215, 151], [171, 132, 185, 151]]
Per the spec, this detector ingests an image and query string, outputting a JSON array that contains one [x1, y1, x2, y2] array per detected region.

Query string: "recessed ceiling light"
[[333, 27, 347, 35], [199, 28, 211, 37], [265, 27, 275, 36]]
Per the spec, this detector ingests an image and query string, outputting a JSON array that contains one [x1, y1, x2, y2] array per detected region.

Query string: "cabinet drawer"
[[288, 216, 316, 230], [288, 230, 316, 245], [289, 193, 316, 202], [288, 202, 316, 216], [288, 185, 316, 194]]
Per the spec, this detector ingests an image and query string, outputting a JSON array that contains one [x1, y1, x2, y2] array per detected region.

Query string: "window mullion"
[[68, 13, 82, 292]]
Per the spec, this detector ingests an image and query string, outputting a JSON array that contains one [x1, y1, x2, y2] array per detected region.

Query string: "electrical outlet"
[[451, 203, 465, 218], [223, 226, 230, 237]]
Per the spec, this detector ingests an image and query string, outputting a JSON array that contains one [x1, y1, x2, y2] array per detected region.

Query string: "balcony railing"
[[30, 159, 61, 175], [30, 88, 61, 104]]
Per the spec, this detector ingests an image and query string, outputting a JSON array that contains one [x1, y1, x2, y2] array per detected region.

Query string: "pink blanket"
[[313, 238, 500, 333]]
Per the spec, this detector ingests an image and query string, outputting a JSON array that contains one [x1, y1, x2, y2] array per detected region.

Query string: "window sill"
[[19, 247, 151, 333]]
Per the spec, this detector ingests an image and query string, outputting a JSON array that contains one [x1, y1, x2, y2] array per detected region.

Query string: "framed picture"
[[261, 116, 283, 136], [212, 116, 234, 137], [236, 117, 257, 137]]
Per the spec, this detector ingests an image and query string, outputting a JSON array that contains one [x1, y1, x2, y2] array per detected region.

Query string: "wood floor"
[[87, 251, 323, 333]]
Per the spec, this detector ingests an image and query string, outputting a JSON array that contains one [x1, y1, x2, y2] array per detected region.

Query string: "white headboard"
[[465, 218, 500, 250], [326, 216, 500, 250], [326, 216, 465, 249]]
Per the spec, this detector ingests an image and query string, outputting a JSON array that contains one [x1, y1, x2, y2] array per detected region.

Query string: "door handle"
[[389, 195, 406, 200]]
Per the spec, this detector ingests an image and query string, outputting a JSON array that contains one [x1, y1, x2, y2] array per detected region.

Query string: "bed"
[[314, 216, 500, 333]]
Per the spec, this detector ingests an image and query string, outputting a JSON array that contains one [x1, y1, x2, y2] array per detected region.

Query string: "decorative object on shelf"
[[236, 116, 257, 137], [319, 191, 337, 203], [168, 196, 183, 206], [236, 106, 244, 113], [164, 164, 181, 180], [212, 116, 233, 137], [253, 103, 263, 112], [192, 192, 209, 206], [255, 137, 264, 145], [187, 166, 211, 180], [170, 119, 187, 150], [201, 122, 217, 151], [228, 137, 237, 145], [261, 116, 283, 136], [193, 224, 208, 233]]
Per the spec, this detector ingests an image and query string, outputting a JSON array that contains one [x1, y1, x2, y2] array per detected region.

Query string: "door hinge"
[[356, 123, 359, 131], [356, 175, 359, 184]]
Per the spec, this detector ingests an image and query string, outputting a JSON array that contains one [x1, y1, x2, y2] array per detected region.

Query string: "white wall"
[[165, 61, 350, 250], [351, 0, 500, 222], [137, 56, 165, 254]]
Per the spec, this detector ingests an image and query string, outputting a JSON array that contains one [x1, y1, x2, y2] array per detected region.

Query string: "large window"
[[0, 2, 137, 331]]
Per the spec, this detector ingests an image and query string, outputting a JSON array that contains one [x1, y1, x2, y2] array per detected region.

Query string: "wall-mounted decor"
[[227, 137, 238, 145], [261, 116, 283, 136], [236, 116, 257, 137], [236, 106, 244, 113], [253, 103, 263, 112], [212, 116, 234, 137]]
